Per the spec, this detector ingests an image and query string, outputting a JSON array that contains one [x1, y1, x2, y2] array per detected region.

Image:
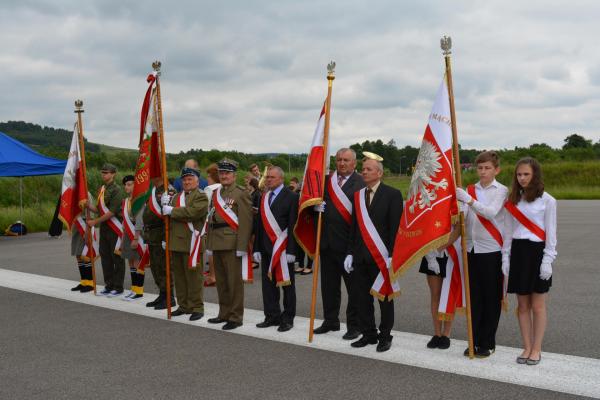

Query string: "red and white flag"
[[58, 122, 88, 229], [293, 101, 328, 258], [438, 240, 465, 320], [391, 78, 459, 280]]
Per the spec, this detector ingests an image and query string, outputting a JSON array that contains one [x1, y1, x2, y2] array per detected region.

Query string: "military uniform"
[[167, 173, 208, 317], [206, 160, 253, 328], [142, 185, 175, 309], [98, 177, 126, 293]]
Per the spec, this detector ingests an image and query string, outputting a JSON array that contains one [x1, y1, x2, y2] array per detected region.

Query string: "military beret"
[[217, 159, 238, 172], [122, 175, 135, 184], [180, 167, 200, 178], [101, 163, 117, 173]]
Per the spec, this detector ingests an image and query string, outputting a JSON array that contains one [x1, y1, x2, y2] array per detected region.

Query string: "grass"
[[0, 202, 57, 234]]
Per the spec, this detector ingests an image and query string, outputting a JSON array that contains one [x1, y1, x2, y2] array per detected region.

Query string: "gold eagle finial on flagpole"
[[440, 36, 452, 56], [327, 61, 336, 80], [74, 99, 84, 114], [152, 60, 162, 76]]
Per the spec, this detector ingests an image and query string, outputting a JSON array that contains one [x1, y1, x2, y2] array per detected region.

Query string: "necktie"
[[269, 191, 275, 206], [337, 174, 345, 187], [365, 188, 372, 208]]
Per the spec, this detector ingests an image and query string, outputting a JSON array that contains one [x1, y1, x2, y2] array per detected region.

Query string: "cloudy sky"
[[1, 0, 599, 154]]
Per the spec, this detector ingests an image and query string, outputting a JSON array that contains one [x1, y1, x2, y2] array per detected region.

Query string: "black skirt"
[[418, 255, 448, 278], [507, 239, 551, 294]]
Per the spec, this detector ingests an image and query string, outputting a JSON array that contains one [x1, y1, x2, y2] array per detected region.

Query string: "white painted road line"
[[1, 268, 599, 399]]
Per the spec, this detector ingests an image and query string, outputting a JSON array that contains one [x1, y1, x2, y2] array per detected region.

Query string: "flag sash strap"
[[467, 185, 504, 247], [122, 197, 148, 262], [75, 216, 98, 260], [354, 189, 400, 300], [213, 188, 239, 230], [176, 193, 202, 268], [260, 192, 291, 286], [242, 243, 253, 283], [98, 186, 123, 254], [438, 241, 464, 319], [328, 171, 352, 225], [504, 201, 546, 241], [148, 187, 163, 219]]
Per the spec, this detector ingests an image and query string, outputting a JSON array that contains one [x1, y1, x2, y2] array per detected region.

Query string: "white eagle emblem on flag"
[[408, 139, 448, 213]]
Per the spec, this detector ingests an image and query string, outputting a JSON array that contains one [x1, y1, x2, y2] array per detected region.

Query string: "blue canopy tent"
[[0, 131, 67, 234]]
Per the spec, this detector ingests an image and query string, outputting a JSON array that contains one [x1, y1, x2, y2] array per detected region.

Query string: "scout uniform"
[[142, 184, 176, 309], [206, 160, 253, 330], [70, 196, 96, 293], [166, 168, 208, 321], [97, 163, 126, 296], [121, 175, 146, 301]]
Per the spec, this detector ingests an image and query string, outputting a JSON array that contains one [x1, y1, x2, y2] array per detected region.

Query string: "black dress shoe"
[[71, 284, 84, 291], [146, 294, 163, 307], [171, 308, 188, 317], [464, 347, 479, 357], [475, 348, 491, 358], [427, 335, 441, 349], [189, 312, 204, 321], [208, 317, 227, 324], [342, 330, 361, 340], [154, 297, 176, 310], [437, 336, 451, 350], [256, 319, 280, 328], [277, 322, 293, 332], [376, 338, 392, 352], [351, 336, 378, 348], [222, 321, 242, 330], [79, 286, 94, 293], [313, 324, 340, 334]]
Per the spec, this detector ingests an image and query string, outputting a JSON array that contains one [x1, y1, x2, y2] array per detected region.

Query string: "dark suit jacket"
[[321, 171, 365, 253], [348, 182, 404, 265], [255, 186, 299, 257]]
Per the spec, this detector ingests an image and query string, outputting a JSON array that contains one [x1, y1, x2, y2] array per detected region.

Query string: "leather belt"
[[210, 223, 229, 229]]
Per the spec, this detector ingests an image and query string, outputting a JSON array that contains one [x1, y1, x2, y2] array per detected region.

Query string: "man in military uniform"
[[143, 176, 176, 310], [161, 168, 208, 321], [87, 163, 126, 296], [205, 159, 253, 330]]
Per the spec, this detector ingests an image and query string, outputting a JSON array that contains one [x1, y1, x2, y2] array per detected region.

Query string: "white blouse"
[[502, 192, 557, 266]]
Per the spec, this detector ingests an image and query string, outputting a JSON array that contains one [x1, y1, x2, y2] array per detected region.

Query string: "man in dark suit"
[[253, 166, 299, 332], [345, 155, 403, 352], [313, 148, 364, 340]]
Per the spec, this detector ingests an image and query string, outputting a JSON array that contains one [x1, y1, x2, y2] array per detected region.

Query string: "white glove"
[[539, 263, 552, 280], [313, 201, 326, 213], [456, 188, 472, 204], [205, 250, 213, 257], [425, 253, 440, 275], [286, 254, 296, 264], [161, 241, 166, 250], [253, 252, 261, 263], [162, 205, 173, 215], [501, 259, 510, 277], [161, 192, 172, 206], [236, 250, 247, 258], [343, 255, 353, 273]]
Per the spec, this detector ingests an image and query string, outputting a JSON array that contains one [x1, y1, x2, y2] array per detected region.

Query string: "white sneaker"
[[122, 291, 135, 301], [107, 290, 122, 298]]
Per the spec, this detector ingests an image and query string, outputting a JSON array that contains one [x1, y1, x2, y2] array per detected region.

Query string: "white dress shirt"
[[463, 179, 508, 254], [502, 192, 557, 265], [268, 183, 285, 205]]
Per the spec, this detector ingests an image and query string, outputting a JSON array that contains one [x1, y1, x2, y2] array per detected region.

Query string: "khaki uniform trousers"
[[171, 251, 204, 313], [213, 250, 244, 323]]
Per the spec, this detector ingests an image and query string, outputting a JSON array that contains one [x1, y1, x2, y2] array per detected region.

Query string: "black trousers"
[[468, 250, 503, 351], [320, 250, 359, 330], [355, 262, 394, 340], [261, 255, 296, 324], [99, 227, 125, 291]]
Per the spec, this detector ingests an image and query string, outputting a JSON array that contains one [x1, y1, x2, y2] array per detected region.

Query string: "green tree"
[[563, 134, 592, 149]]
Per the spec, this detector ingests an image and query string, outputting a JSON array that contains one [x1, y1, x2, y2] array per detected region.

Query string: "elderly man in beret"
[[161, 167, 209, 321]]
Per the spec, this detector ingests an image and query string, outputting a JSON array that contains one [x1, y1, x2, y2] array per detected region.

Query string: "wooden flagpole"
[[308, 61, 336, 343], [74, 100, 97, 295], [152, 60, 172, 320], [441, 36, 475, 359]]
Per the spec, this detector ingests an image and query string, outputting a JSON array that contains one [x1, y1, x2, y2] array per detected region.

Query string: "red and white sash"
[[438, 239, 465, 320], [354, 188, 400, 300], [504, 201, 546, 241], [468, 185, 508, 307], [175, 192, 202, 268], [74, 216, 99, 260], [260, 191, 291, 287], [122, 197, 149, 270], [327, 171, 353, 225], [212, 188, 253, 282], [98, 185, 123, 254], [148, 186, 163, 219]]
